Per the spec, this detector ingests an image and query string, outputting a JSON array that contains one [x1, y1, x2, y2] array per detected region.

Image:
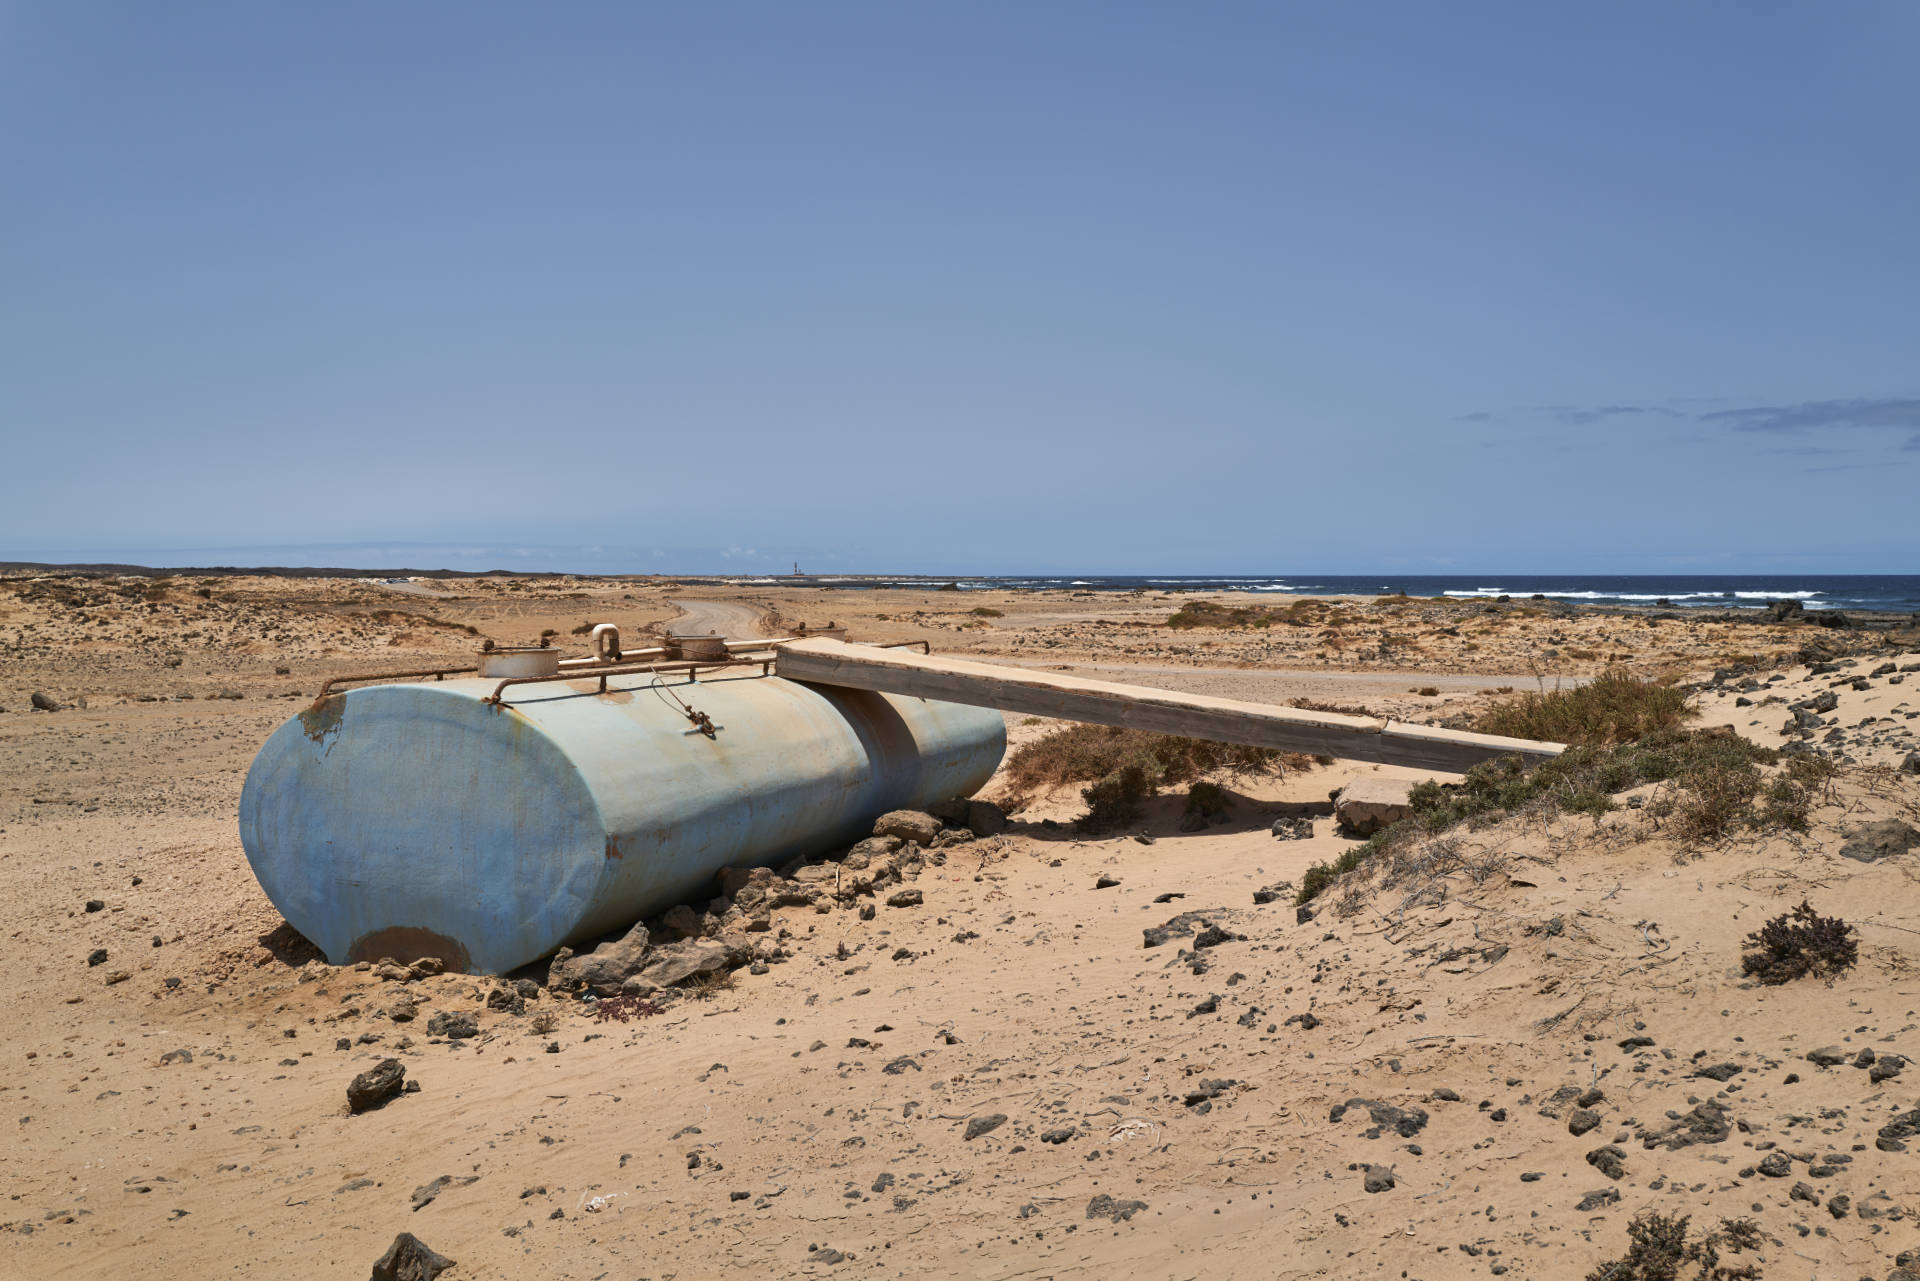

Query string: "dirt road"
[[664, 598, 765, 639]]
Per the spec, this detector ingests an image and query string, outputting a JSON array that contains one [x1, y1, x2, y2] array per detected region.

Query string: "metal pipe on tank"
[[239, 669, 1005, 975]]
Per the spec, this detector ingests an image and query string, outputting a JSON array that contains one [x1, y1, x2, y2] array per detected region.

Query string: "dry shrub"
[[1758, 754, 1836, 831], [1667, 763, 1762, 842], [1001, 723, 1309, 824], [1741, 900, 1857, 985], [1165, 600, 1282, 629], [528, 1009, 560, 1035], [1290, 696, 1373, 718], [1473, 669, 1694, 746], [1585, 1211, 1762, 1281], [1080, 761, 1156, 832], [1179, 780, 1233, 831]]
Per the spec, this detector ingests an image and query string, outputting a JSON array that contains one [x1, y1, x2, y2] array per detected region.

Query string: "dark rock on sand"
[[1329, 1098, 1428, 1139], [1142, 909, 1224, 948], [347, 1058, 407, 1114], [1877, 1103, 1920, 1152], [1637, 1101, 1731, 1151], [369, 1232, 455, 1281], [964, 1113, 1007, 1141], [1586, 1145, 1627, 1179], [1839, 819, 1919, 863], [1086, 1193, 1148, 1222], [409, 1173, 477, 1211], [425, 1011, 477, 1040]]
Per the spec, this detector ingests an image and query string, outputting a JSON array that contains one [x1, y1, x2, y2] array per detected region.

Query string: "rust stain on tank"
[[605, 835, 625, 860], [346, 925, 473, 974], [298, 694, 346, 744]]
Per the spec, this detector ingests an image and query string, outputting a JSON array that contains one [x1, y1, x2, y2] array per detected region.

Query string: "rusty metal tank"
[[238, 668, 1005, 974]]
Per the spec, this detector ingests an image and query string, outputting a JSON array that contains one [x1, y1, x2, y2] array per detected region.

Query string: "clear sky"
[[3, 2, 1916, 574]]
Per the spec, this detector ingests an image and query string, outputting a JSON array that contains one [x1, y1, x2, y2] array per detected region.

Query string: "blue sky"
[[3, 2, 1915, 574]]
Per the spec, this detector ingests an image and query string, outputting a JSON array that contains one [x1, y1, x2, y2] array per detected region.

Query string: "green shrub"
[[1296, 727, 1780, 905], [1473, 669, 1694, 746], [1166, 600, 1281, 629]]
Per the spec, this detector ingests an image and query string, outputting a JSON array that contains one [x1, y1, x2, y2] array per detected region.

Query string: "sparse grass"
[[1585, 1210, 1763, 1281], [1002, 723, 1311, 831], [682, 969, 738, 1001], [1297, 727, 1782, 905], [349, 608, 482, 636], [1290, 696, 1373, 718], [1165, 599, 1281, 630], [1741, 900, 1858, 985], [1473, 669, 1694, 746], [1757, 754, 1836, 831], [969, 606, 1003, 617]]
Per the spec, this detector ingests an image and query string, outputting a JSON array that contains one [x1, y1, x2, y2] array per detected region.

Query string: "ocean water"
[[742, 574, 1920, 614]]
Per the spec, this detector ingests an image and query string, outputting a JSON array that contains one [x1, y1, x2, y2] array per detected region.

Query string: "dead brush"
[[1460, 848, 1512, 887], [1584, 1209, 1763, 1281], [1740, 900, 1858, 985], [1001, 722, 1310, 831]]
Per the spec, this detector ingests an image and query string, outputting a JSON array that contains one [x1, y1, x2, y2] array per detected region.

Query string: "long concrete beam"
[[773, 638, 1565, 773]]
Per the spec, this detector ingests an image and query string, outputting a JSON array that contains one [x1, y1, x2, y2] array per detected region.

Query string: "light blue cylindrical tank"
[[239, 670, 1006, 975]]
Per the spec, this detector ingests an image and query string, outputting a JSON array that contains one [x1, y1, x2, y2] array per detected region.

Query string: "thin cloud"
[[1546, 404, 1687, 426], [1700, 397, 1920, 433]]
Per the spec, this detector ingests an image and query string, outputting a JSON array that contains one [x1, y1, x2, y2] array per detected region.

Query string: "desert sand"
[[3, 572, 1918, 1279]]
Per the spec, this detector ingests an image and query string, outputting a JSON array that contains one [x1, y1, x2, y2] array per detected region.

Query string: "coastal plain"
[[3, 572, 1919, 1279]]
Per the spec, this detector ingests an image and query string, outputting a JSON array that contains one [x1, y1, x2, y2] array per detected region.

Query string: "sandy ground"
[[2, 572, 1918, 1279]]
